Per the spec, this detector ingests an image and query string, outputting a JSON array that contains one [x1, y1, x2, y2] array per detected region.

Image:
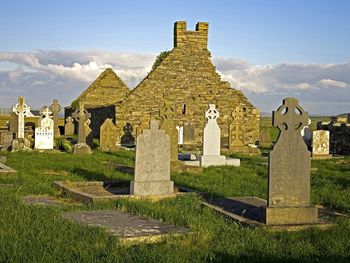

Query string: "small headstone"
[[100, 118, 118, 151], [183, 123, 196, 151], [121, 123, 135, 147], [312, 130, 330, 158], [49, 99, 62, 138], [229, 106, 246, 151], [130, 120, 174, 196], [84, 119, 93, 147], [64, 116, 74, 136], [1, 132, 14, 151], [264, 98, 318, 225], [34, 107, 54, 150], [159, 103, 178, 161], [72, 103, 92, 154], [259, 127, 272, 148]]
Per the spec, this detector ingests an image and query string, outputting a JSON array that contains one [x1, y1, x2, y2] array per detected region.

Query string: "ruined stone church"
[[66, 21, 260, 150]]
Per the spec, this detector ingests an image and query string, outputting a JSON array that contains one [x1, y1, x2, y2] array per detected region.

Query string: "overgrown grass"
[[0, 149, 349, 262]]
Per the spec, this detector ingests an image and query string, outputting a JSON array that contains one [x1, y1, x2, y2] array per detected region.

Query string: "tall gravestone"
[[183, 123, 195, 151], [259, 127, 272, 148], [49, 99, 61, 138], [229, 106, 246, 151], [130, 120, 174, 196], [12, 96, 32, 151], [34, 107, 54, 150], [264, 98, 318, 225], [200, 104, 226, 167], [72, 103, 92, 154], [312, 130, 330, 158], [176, 126, 183, 145], [160, 103, 178, 161], [100, 118, 118, 151], [64, 116, 74, 136]]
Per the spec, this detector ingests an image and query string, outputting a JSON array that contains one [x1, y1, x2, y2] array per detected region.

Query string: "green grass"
[[0, 149, 349, 262]]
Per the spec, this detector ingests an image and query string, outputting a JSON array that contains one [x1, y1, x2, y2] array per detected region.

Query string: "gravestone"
[[301, 118, 312, 148], [100, 118, 118, 151], [183, 123, 195, 151], [1, 132, 14, 151], [34, 107, 54, 150], [135, 114, 150, 139], [72, 103, 92, 154], [64, 116, 74, 136], [312, 130, 330, 158], [121, 123, 135, 147], [259, 127, 272, 148], [159, 103, 178, 161], [264, 98, 318, 225], [49, 99, 62, 138], [176, 126, 183, 145], [229, 106, 246, 151], [84, 119, 93, 147], [130, 120, 174, 196], [12, 96, 32, 151]]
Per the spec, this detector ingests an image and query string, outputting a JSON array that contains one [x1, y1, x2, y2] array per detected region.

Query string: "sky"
[[0, 0, 349, 115]]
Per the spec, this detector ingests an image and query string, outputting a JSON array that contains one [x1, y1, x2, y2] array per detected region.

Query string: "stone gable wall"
[[114, 21, 260, 149]]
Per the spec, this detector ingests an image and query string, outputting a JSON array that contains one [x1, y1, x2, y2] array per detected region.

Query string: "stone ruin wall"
[[114, 21, 260, 149]]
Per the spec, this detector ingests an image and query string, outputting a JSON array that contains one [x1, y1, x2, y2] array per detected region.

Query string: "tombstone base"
[[73, 143, 92, 155], [200, 155, 226, 167], [263, 206, 318, 226], [312, 154, 332, 160], [130, 180, 174, 196], [11, 138, 31, 152]]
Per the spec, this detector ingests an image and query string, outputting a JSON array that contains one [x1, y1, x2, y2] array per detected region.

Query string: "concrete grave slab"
[[22, 195, 72, 207], [0, 162, 17, 173], [63, 210, 190, 244]]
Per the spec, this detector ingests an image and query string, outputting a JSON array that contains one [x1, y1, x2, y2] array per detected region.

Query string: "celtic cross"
[[40, 106, 52, 118], [232, 107, 244, 124], [205, 104, 219, 121], [160, 104, 175, 120], [72, 103, 91, 144], [13, 96, 31, 139], [50, 99, 61, 137]]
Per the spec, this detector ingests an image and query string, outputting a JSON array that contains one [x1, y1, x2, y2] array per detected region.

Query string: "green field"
[[0, 146, 349, 262]]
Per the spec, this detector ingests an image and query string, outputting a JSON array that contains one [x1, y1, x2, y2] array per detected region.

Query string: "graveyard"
[[1, 4, 350, 261]]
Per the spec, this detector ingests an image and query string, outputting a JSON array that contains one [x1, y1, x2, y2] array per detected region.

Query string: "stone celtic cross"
[[50, 99, 62, 138], [160, 104, 175, 120], [40, 106, 52, 118], [72, 103, 91, 144], [205, 104, 219, 121], [232, 106, 244, 124], [13, 96, 31, 139]]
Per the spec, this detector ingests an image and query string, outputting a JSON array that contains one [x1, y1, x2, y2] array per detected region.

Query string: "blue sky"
[[0, 0, 350, 114]]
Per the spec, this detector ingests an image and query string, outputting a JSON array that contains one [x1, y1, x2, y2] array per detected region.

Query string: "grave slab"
[[22, 195, 69, 207], [0, 162, 17, 173], [63, 210, 189, 244]]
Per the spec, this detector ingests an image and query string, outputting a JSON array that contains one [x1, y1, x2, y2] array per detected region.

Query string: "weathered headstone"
[[183, 123, 195, 151], [130, 120, 174, 196], [34, 107, 54, 150], [121, 123, 135, 147], [49, 99, 62, 138], [229, 106, 246, 151], [84, 119, 93, 147], [135, 114, 150, 139], [264, 98, 318, 225], [1, 132, 14, 151], [64, 116, 74, 136], [259, 127, 272, 148], [12, 96, 32, 151], [100, 118, 118, 151], [159, 103, 178, 161], [72, 103, 92, 154], [312, 130, 330, 158]]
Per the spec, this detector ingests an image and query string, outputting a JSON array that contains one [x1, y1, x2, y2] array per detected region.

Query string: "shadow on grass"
[[72, 168, 113, 182]]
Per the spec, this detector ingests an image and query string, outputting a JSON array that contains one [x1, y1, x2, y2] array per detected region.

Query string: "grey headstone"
[[265, 98, 318, 225], [183, 123, 196, 151], [65, 116, 74, 136], [130, 120, 174, 196], [100, 118, 117, 151]]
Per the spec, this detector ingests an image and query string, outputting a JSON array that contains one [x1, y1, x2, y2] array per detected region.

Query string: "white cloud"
[[0, 50, 349, 115]]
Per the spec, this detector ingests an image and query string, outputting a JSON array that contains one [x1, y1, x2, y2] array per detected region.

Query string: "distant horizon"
[[0, 0, 349, 115]]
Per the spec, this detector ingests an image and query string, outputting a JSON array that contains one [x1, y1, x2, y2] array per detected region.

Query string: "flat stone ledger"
[[131, 120, 174, 196], [267, 98, 317, 225]]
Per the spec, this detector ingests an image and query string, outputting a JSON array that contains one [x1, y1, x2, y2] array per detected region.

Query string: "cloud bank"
[[0, 50, 349, 115]]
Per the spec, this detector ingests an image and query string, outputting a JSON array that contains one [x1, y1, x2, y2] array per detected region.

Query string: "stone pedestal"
[[263, 206, 318, 225], [200, 155, 226, 167], [73, 143, 91, 155], [130, 181, 174, 196], [12, 138, 31, 152]]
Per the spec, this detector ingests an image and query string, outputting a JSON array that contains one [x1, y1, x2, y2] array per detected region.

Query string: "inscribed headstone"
[[130, 120, 174, 196], [265, 98, 318, 225], [159, 103, 178, 161], [34, 107, 54, 150], [312, 130, 330, 157], [100, 118, 118, 151]]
